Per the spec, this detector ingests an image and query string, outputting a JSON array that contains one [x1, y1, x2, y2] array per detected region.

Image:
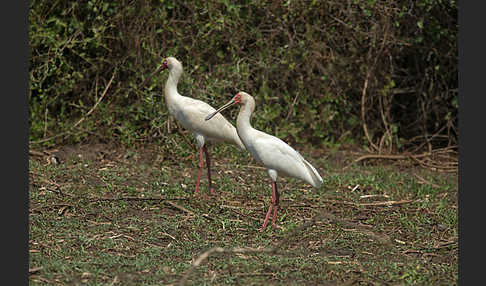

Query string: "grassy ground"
[[29, 141, 457, 285]]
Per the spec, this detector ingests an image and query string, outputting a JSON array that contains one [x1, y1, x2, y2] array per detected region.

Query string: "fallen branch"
[[107, 276, 119, 286], [318, 212, 392, 245], [30, 276, 53, 283], [165, 201, 195, 216], [88, 195, 188, 203], [359, 194, 390, 199], [359, 199, 414, 207], [239, 165, 267, 170], [342, 152, 431, 171], [29, 266, 43, 274], [29, 132, 70, 145], [317, 198, 360, 207], [29, 150, 47, 157], [413, 173, 441, 188], [433, 239, 458, 249], [410, 155, 458, 172], [342, 145, 458, 172]]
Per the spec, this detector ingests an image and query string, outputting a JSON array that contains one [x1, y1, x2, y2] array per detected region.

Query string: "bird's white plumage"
[[240, 122, 323, 188], [168, 95, 242, 147], [206, 91, 323, 230], [163, 57, 245, 150], [229, 91, 323, 188]]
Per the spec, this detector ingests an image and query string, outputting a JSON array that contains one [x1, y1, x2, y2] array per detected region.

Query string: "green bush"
[[29, 0, 457, 152]]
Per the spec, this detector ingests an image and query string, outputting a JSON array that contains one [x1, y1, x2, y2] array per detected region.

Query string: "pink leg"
[[260, 203, 274, 231], [194, 147, 204, 195], [271, 182, 280, 225], [260, 181, 279, 231], [203, 145, 214, 194]]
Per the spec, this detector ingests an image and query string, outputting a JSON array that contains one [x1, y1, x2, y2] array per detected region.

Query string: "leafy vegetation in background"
[[29, 0, 457, 152]]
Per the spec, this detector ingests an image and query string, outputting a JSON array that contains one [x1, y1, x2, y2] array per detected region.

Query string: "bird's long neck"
[[164, 67, 182, 104], [236, 100, 255, 140]]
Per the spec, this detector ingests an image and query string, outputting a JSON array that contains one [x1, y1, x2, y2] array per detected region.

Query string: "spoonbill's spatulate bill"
[[206, 92, 323, 230], [143, 57, 245, 195]]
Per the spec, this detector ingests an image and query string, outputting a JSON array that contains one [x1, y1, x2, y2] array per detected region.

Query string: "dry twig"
[[361, 73, 379, 152], [342, 152, 431, 171], [73, 69, 116, 128], [359, 199, 414, 207], [29, 69, 116, 146], [414, 173, 441, 188], [29, 266, 43, 274], [88, 195, 188, 203], [165, 201, 195, 216]]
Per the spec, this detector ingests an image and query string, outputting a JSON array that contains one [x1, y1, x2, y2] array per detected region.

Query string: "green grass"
[[29, 143, 457, 285]]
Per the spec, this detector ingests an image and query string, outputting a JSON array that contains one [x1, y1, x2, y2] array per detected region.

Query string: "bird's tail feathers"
[[302, 159, 323, 188]]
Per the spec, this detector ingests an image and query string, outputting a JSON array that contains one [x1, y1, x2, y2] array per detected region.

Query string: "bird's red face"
[[205, 93, 240, 121], [161, 59, 168, 70], [141, 59, 168, 87], [233, 93, 242, 104]]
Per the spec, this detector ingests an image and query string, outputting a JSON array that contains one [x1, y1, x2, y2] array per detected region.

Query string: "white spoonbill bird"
[[206, 91, 323, 230], [142, 57, 245, 195]]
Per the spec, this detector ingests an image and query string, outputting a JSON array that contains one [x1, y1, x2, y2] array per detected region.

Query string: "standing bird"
[[206, 92, 323, 230], [142, 57, 245, 195]]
